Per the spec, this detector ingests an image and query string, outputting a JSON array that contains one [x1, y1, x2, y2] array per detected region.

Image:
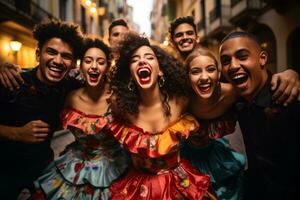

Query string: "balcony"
[[230, 0, 266, 27], [0, 0, 57, 29], [206, 4, 232, 40]]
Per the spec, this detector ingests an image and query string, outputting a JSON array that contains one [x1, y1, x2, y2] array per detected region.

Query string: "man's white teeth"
[[50, 67, 63, 72], [233, 74, 246, 80]]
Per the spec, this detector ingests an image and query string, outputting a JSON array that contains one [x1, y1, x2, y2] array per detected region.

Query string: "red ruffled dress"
[[108, 114, 213, 200]]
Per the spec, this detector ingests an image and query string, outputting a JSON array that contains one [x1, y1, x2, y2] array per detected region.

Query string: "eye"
[[97, 60, 106, 65], [186, 31, 195, 36], [131, 58, 138, 63], [189, 67, 201, 75], [174, 32, 183, 38], [61, 53, 73, 60], [220, 56, 230, 66], [238, 54, 248, 60], [46, 49, 57, 55], [83, 58, 92, 64], [146, 56, 154, 60], [207, 65, 217, 73]]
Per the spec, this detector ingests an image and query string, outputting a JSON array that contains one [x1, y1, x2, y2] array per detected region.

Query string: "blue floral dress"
[[32, 108, 129, 200], [180, 111, 246, 200]]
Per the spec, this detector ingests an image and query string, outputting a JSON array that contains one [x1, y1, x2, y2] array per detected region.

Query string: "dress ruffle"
[[108, 114, 214, 200], [33, 108, 130, 200], [109, 159, 211, 200], [181, 137, 245, 200], [109, 114, 199, 157]]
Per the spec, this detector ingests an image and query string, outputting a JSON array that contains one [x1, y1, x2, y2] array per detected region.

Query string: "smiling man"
[[220, 31, 299, 200], [0, 20, 83, 199], [169, 16, 199, 60]]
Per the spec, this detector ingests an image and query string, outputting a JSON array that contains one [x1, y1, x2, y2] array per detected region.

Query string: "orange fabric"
[[109, 114, 199, 157], [61, 108, 109, 135]]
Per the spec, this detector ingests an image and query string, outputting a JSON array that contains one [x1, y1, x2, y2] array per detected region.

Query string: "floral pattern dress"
[[108, 114, 214, 200], [32, 108, 129, 200], [180, 110, 246, 200]]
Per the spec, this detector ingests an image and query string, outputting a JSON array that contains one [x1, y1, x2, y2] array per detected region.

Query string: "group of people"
[[0, 16, 299, 200]]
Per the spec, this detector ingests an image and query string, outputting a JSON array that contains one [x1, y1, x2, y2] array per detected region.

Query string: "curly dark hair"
[[110, 33, 190, 118], [33, 19, 83, 59], [79, 37, 111, 69], [169, 16, 197, 39]]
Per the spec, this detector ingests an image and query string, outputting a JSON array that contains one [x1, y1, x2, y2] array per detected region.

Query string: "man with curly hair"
[[0, 19, 83, 199], [169, 16, 199, 60]]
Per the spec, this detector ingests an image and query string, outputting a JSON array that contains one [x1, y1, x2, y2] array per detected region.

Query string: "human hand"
[[0, 62, 24, 90], [16, 120, 49, 143], [271, 69, 300, 106]]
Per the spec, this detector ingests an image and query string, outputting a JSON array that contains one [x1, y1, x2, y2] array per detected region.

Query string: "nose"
[[200, 71, 209, 81], [53, 54, 63, 64], [229, 57, 240, 72], [138, 58, 146, 66], [91, 61, 97, 69]]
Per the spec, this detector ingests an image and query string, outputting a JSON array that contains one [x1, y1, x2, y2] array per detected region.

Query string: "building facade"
[[0, 0, 129, 68], [151, 0, 300, 73]]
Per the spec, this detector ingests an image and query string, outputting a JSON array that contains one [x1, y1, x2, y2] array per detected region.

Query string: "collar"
[[251, 71, 273, 108], [27, 66, 64, 96]]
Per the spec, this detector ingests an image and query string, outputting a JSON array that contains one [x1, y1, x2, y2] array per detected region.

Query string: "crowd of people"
[[0, 16, 299, 200]]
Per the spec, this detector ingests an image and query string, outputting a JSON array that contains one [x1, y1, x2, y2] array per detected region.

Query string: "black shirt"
[[236, 72, 299, 199], [0, 67, 80, 176]]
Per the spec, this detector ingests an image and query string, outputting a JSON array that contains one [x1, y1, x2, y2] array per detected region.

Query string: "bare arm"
[[0, 120, 49, 143], [0, 62, 24, 90], [271, 69, 300, 106]]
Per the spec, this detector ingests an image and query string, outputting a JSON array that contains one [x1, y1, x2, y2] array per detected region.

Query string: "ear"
[[259, 51, 268, 69], [195, 35, 200, 43], [158, 70, 164, 76], [35, 48, 40, 62]]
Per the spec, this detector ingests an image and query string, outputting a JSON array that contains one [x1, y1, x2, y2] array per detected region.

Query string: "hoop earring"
[[127, 79, 135, 91], [158, 75, 165, 88]]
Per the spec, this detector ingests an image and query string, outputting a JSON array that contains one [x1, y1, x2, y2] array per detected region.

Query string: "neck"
[[83, 82, 107, 102], [139, 84, 162, 107], [245, 71, 268, 102]]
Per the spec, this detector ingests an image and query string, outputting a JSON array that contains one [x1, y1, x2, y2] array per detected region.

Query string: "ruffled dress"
[[108, 114, 214, 200], [32, 108, 129, 200], [180, 111, 246, 200]]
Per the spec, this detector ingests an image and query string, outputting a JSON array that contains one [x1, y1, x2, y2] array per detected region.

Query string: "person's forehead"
[[220, 37, 257, 53], [44, 38, 73, 51], [175, 23, 194, 32], [133, 45, 153, 55], [111, 25, 128, 34]]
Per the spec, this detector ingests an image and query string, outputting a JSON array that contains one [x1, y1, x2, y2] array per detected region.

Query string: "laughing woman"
[[180, 47, 246, 200], [108, 33, 216, 200], [30, 37, 129, 200]]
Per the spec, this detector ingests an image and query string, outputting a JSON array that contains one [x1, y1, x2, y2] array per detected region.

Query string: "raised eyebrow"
[[235, 49, 250, 55], [144, 53, 155, 57], [46, 47, 57, 52], [206, 64, 217, 68]]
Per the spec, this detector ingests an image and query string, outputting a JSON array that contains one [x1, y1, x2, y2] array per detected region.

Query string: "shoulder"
[[171, 96, 189, 113], [64, 88, 83, 108], [220, 83, 238, 105]]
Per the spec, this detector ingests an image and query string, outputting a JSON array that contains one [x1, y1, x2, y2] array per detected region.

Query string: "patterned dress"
[[180, 111, 246, 200], [32, 108, 129, 200], [108, 114, 214, 200]]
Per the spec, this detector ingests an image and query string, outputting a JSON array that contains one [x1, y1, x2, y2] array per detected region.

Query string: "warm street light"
[[10, 40, 22, 52], [85, 0, 92, 6], [90, 6, 97, 13]]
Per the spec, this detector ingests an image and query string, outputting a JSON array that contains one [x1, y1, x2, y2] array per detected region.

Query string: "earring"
[[158, 75, 165, 88], [127, 79, 135, 91]]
